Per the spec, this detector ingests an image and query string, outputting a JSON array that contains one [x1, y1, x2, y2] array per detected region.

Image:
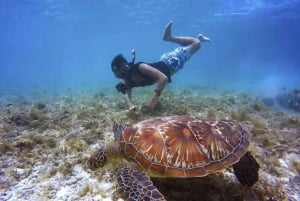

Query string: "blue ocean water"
[[0, 0, 299, 96]]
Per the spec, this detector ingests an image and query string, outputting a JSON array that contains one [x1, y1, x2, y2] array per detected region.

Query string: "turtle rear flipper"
[[116, 166, 165, 201], [233, 152, 260, 187]]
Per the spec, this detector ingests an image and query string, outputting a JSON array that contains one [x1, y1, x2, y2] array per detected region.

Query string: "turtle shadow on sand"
[[152, 175, 248, 201]]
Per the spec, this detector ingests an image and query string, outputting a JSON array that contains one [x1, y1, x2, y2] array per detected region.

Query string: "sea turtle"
[[87, 116, 260, 201]]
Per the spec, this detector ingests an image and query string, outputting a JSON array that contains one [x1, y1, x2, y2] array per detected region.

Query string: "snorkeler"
[[111, 21, 211, 113]]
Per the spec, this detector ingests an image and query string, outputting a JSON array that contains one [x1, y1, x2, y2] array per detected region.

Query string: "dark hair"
[[111, 54, 130, 79]]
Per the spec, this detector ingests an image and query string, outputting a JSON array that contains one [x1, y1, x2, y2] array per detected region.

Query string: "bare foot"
[[163, 21, 173, 41], [198, 34, 211, 42]]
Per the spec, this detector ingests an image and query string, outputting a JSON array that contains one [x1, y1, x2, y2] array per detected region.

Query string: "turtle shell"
[[118, 116, 252, 178]]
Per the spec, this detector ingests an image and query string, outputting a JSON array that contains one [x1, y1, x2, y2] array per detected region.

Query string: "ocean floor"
[[0, 86, 299, 201]]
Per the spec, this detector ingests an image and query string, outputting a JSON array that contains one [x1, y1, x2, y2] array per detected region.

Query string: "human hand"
[[115, 82, 127, 94]]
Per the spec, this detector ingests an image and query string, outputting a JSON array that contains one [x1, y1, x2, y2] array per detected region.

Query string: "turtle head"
[[113, 121, 126, 141], [86, 148, 107, 170]]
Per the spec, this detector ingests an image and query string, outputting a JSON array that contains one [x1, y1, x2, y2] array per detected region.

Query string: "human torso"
[[126, 61, 171, 88]]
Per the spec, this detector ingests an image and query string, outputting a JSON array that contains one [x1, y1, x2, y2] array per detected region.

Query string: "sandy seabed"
[[0, 86, 299, 201]]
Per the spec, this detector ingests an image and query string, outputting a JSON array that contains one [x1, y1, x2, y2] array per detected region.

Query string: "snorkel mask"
[[111, 53, 136, 79], [111, 54, 130, 79], [113, 63, 130, 79]]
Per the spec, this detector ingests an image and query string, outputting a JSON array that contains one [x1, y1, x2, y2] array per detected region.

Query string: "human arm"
[[115, 82, 136, 111], [123, 85, 137, 111], [138, 63, 168, 109]]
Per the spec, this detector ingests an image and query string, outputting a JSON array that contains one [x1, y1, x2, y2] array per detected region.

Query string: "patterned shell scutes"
[[119, 116, 252, 177]]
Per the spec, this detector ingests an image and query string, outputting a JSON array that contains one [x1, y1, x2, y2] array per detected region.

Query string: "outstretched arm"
[[123, 82, 137, 111], [138, 63, 168, 109], [116, 82, 136, 111]]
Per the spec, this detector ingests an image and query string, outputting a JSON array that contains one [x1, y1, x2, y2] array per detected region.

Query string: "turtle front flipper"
[[233, 151, 260, 187], [116, 166, 166, 201]]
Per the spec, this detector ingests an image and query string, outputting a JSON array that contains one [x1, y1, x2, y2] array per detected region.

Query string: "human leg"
[[163, 21, 210, 54]]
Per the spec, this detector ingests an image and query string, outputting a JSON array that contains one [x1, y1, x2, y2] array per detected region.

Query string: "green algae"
[[231, 110, 251, 121], [58, 159, 73, 176], [63, 137, 87, 153], [250, 119, 269, 135]]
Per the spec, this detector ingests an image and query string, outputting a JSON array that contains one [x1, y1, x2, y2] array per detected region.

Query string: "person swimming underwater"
[[111, 21, 211, 113]]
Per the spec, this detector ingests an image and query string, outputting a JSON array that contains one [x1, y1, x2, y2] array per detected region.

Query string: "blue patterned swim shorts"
[[160, 47, 191, 74]]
